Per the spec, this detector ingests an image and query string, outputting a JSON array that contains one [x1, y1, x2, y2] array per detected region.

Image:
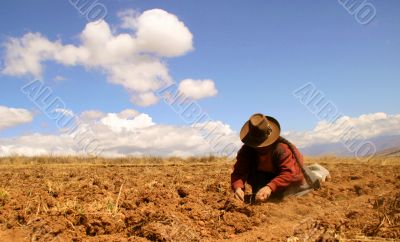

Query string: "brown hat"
[[240, 113, 281, 148]]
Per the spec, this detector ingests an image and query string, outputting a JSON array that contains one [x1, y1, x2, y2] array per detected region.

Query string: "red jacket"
[[231, 139, 305, 192]]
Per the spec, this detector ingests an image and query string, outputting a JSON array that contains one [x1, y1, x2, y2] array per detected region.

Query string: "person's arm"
[[231, 146, 252, 190], [266, 144, 304, 192]]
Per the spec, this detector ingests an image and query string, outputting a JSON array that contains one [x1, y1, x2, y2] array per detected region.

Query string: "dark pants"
[[247, 170, 311, 203], [247, 171, 282, 201], [248, 171, 276, 194]]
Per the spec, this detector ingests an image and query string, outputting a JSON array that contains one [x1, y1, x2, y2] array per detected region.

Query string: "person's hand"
[[255, 186, 272, 202], [234, 188, 244, 201]]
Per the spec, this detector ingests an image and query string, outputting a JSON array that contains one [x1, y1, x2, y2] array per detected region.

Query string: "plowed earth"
[[0, 161, 399, 241]]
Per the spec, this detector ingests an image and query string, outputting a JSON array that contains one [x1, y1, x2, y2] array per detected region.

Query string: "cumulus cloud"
[[284, 112, 400, 148], [0, 109, 241, 157], [100, 112, 154, 133], [178, 79, 218, 100], [0, 133, 75, 156], [117, 109, 139, 119], [134, 9, 193, 57], [2, 109, 399, 157], [0, 106, 34, 131], [1, 9, 194, 106]]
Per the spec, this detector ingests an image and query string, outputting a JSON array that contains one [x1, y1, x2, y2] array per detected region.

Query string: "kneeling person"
[[231, 113, 317, 202]]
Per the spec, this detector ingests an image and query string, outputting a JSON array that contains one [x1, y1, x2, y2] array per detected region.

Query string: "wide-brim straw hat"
[[240, 113, 281, 148]]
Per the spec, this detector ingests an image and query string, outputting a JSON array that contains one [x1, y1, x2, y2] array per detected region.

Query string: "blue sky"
[[0, 0, 399, 156]]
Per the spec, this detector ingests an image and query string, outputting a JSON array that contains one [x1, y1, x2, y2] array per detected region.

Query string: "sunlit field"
[[0, 156, 399, 241]]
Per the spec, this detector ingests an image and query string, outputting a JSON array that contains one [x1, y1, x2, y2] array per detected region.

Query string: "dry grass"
[[0, 188, 9, 207], [306, 155, 400, 166], [0, 155, 230, 166], [1, 154, 399, 167]]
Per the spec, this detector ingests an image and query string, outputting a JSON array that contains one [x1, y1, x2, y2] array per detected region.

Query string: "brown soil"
[[0, 160, 399, 241]]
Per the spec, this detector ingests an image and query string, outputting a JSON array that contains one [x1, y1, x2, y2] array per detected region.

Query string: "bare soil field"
[[0, 156, 399, 241]]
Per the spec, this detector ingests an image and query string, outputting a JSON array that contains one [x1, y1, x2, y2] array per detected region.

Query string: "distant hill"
[[376, 147, 400, 157], [299, 135, 400, 157]]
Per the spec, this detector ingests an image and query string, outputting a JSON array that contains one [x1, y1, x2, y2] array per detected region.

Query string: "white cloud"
[[100, 112, 154, 133], [1, 9, 194, 106], [178, 79, 218, 100], [2, 109, 399, 157], [0, 106, 34, 131], [284, 112, 400, 148], [1, 32, 58, 77], [0, 109, 241, 157], [80, 110, 106, 122], [54, 108, 74, 117], [135, 9, 193, 57], [117, 9, 139, 30], [129, 91, 159, 107], [0, 133, 74, 156], [117, 109, 139, 119], [0, 145, 48, 157]]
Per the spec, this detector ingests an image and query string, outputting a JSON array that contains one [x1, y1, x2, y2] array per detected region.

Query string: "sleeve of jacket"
[[231, 145, 252, 190], [267, 143, 304, 192]]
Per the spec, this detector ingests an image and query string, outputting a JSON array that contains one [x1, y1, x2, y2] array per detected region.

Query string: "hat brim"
[[240, 116, 281, 148]]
